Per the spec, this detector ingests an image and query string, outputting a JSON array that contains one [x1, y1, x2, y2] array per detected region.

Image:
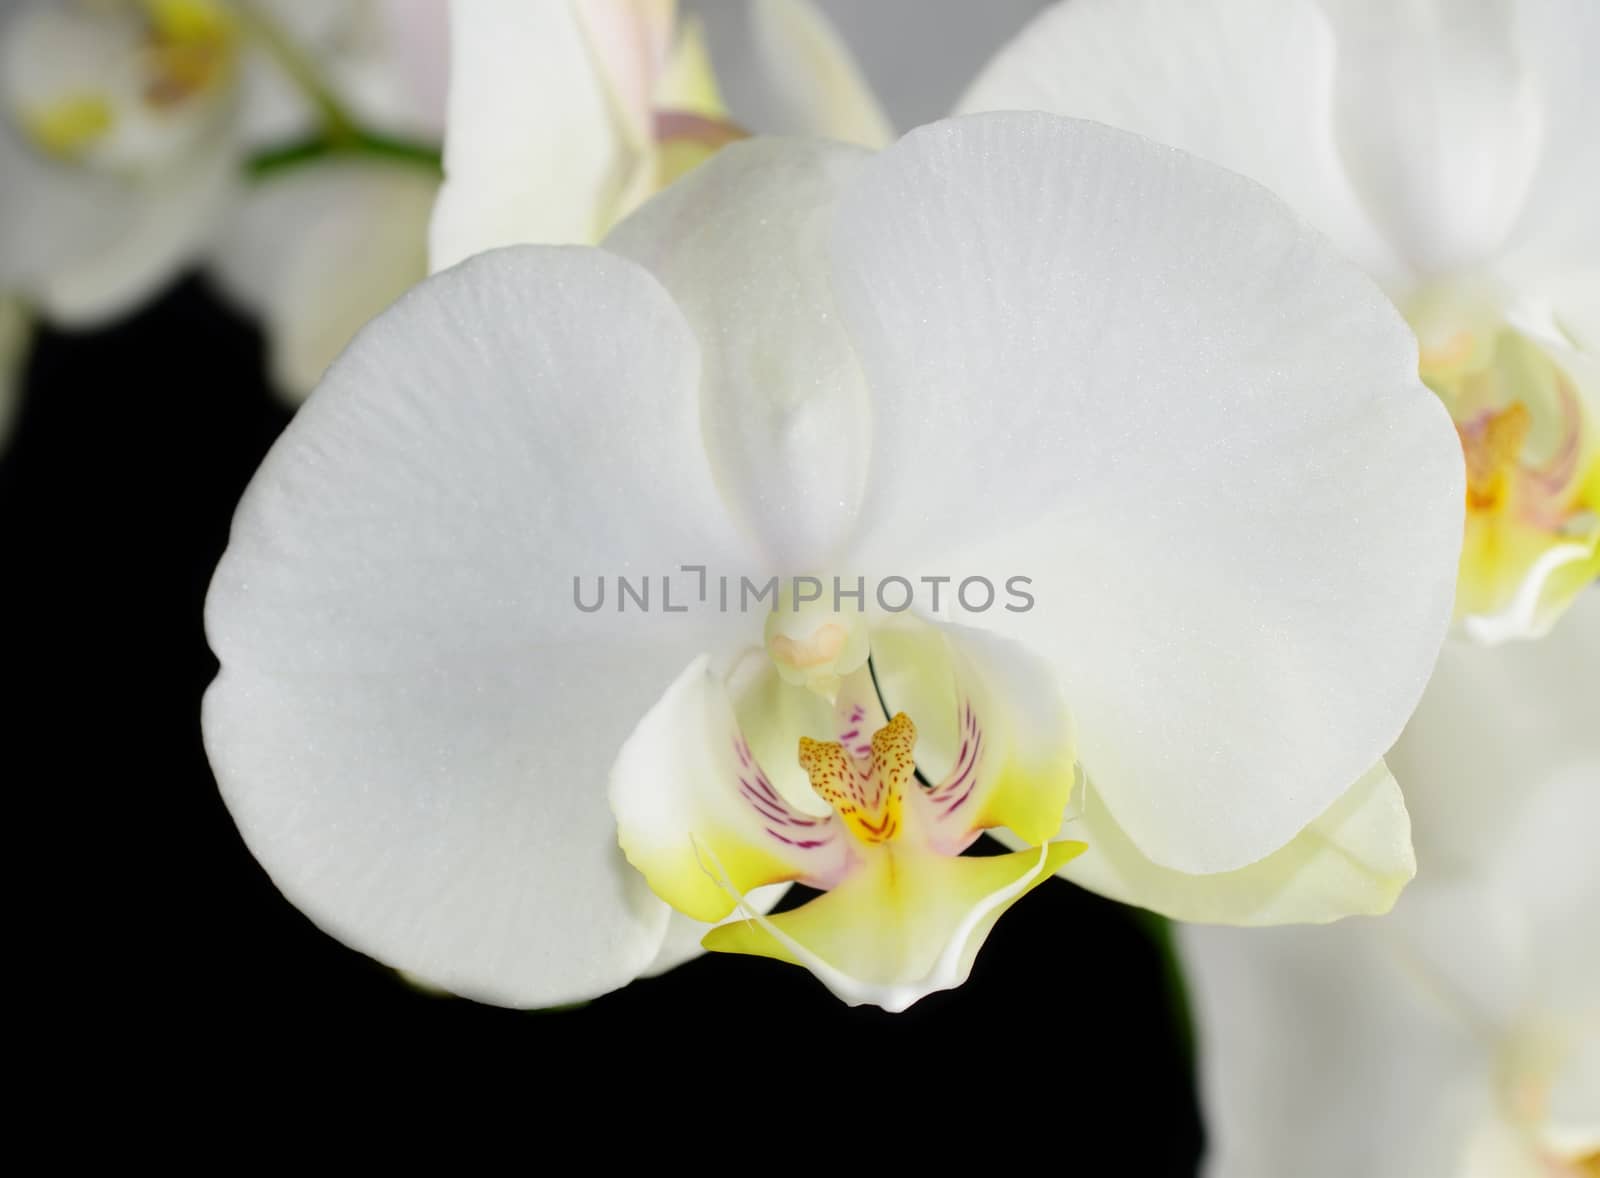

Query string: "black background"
[[12, 278, 1200, 1159]]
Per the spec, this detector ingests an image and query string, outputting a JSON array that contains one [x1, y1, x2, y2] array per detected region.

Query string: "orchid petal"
[[1179, 917, 1494, 1178], [1182, 656, 1600, 1176], [1000, 761, 1416, 925], [208, 159, 437, 403], [205, 246, 755, 1005], [958, 0, 1403, 288], [1313, 0, 1541, 276], [0, 116, 232, 327], [1388, 591, 1599, 874], [641, 884, 789, 979], [1497, 0, 1600, 276], [1534, 274, 1599, 356], [29, 146, 233, 327], [605, 136, 872, 571], [830, 113, 1461, 876], [1476, 760, 1600, 1012], [703, 839, 1083, 1012], [428, 0, 624, 270]]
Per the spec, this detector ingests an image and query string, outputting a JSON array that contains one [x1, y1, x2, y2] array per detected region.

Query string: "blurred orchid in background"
[[206, 0, 450, 403], [428, 0, 891, 270], [1180, 595, 1598, 1178], [963, 0, 1599, 643], [0, 0, 895, 410], [202, 109, 1463, 1010], [0, 0, 242, 328], [0, 0, 447, 408]]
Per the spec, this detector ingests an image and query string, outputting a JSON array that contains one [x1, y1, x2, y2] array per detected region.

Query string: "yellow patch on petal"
[[975, 757, 1079, 848], [21, 94, 114, 157], [702, 840, 1085, 1006], [636, 825, 806, 924]]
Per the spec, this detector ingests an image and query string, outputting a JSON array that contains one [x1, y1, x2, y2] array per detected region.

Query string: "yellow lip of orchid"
[[611, 621, 1085, 1011], [1409, 284, 1600, 643]]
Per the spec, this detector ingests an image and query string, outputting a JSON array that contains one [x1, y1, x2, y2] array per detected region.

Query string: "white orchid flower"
[[962, 0, 1600, 644], [204, 111, 1464, 1011], [1180, 593, 1599, 1178], [0, 0, 241, 328], [0, 0, 443, 399], [427, 0, 892, 272]]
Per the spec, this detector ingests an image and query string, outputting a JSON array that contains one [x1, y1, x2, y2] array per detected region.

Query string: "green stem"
[[234, 4, 443, 181], [247, 133, 442, 180]]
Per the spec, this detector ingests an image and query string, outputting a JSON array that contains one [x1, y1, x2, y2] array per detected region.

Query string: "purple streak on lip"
[[768, 831, 833, 850], [741, 785, 796, 826]]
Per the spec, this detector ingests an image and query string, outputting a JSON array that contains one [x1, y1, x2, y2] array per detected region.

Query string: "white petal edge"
[[205, 245, 755, 1005], [958, 0, 1404, 289], [994, 761, 1415, 925]]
